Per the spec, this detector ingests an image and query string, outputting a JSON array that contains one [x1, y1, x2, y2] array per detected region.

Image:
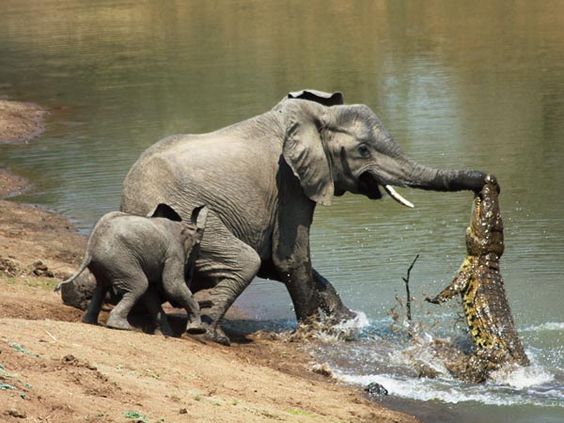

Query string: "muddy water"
[[1, 1, 563, 421]]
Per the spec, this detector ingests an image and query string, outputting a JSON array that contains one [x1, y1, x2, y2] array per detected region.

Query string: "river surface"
[[1, 1, 563, 421]]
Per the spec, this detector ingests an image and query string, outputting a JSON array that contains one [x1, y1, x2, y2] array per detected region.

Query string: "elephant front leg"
[[280, 264, 319, 321], [161, 259, 206, 335], [312, 269, 356, 322], [273, 199, 354, 324], [279, 266, 354, 324]]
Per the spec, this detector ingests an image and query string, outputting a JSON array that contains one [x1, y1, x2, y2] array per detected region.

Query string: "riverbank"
[[0, 185, 418, 421]]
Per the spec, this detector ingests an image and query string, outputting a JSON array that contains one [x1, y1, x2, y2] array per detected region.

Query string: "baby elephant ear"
[[283, 114, 334, 206], [148, 203, 182, 221], [190, 205, 209, 231]]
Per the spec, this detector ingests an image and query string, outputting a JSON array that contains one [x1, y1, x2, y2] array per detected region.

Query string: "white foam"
[[521, 322, 564, 332], [489, 363, 554, 389], [334, 371, 504, 404], [312, 311, 370, 343], [333, 368, 562, 406], [336, 310, 370, 331], [315, 317, 564, 407]]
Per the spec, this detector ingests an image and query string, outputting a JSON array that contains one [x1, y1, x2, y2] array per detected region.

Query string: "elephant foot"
[[193, 293, 232, 345], [313, 270, 357, 322], [189, 327, 230, 345], [106, 316, 133, 331], [186, 323, 207, 335], [201, 326, 230, 346], [81, 314, 99, 325], [193, 316, 230, 345], [155, 323, 174, 337], [327, 306, 358, 324], [153, 326, 174, 337], [185, 314, 206, 335]]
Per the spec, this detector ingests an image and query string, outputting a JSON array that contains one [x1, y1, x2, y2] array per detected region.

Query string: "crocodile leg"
[[426, 257, 474, 304]]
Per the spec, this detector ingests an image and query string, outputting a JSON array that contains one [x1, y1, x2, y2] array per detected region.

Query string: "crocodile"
[[426, 175, 529, 382]]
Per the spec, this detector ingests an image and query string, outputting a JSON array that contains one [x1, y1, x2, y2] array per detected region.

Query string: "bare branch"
[[402, 254, 419, 322]]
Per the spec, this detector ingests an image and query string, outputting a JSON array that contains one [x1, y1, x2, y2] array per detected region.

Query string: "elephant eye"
[[357, 143, 371, 157]]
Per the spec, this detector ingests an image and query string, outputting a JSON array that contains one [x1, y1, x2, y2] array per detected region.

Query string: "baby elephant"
[[55, 203, 208, 335]]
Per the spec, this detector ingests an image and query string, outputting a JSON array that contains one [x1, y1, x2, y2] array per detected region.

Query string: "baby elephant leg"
[[141, 287, 174, 336], [106, 273, 149, 331], [162, 261, 205, 335], [82, 282, 108, 325]]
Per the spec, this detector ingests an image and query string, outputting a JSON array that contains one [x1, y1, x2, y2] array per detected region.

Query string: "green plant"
[[9, 342, 38, 357], [123, 410, 149, 423]]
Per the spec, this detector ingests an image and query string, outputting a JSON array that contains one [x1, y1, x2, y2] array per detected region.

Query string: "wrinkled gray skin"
[[117, 90, 486, 345], [56, 204, 208, 335]]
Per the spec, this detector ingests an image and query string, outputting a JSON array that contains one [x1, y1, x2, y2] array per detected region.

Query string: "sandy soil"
[[0, 100, 46, 144], [0, 170, 29, 199], [0, 179, 418, 422]]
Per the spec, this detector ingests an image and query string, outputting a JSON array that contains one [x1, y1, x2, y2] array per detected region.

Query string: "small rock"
[[31, 260, 54, 277], [0, 256, 20, 277], [364, 382, 388, 400], [311, 362, 333, 377], [62, 354, 76, 363], [6, 409, 27, 418], [32, 260, 47, 270], [179, 408, 188, 414]]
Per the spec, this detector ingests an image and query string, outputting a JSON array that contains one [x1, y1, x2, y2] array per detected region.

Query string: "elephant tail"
[[53, 211, 122, 292], [53, 253, 91, 292]]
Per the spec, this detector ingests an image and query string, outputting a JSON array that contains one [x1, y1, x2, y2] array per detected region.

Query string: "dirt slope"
[[0, 196, 418, 423]]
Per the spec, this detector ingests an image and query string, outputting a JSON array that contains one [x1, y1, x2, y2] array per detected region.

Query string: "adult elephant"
[[120, 90, 486, 345]]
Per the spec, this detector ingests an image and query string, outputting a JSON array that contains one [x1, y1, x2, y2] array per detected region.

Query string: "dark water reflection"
[[1, 1, 563, 421]]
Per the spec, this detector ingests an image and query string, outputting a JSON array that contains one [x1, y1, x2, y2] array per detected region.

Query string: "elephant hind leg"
[[82, 281, 108, 325], [192, 216, 261, 345], [106, 274, 149, 331]]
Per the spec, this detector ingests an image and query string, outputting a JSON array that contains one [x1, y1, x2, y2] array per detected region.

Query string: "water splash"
[[296, 310, 370, 343], [308, 316, 564, 408], [489, 362, 554, 389], [521, 322, 564, 332], [333, 370, 563, 406]]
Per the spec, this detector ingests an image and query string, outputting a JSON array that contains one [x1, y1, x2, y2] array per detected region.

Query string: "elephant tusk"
[[384, 185, 415, 208]]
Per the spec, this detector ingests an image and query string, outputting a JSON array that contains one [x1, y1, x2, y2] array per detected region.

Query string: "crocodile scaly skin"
[[427, 175, 529, 382]]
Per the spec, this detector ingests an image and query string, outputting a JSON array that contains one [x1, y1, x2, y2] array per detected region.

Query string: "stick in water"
[[402, 254, 419, 322]]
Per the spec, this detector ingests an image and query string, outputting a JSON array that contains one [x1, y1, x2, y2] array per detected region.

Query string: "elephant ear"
[[287, 89, 344, 106], [148, 203, 182, 221], [283, 111, 334, 206], [189, 205, 209, 232]]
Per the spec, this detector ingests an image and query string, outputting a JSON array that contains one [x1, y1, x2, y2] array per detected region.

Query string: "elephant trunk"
[[402, 159, 487, 193]]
